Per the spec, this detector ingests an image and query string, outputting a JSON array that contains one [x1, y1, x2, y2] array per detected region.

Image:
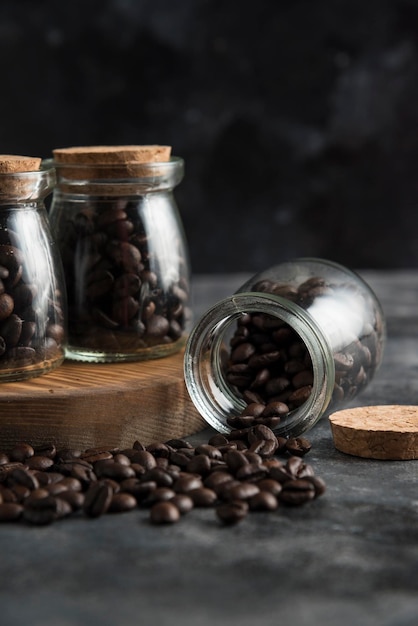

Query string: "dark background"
[[1, 0, 418, 273]]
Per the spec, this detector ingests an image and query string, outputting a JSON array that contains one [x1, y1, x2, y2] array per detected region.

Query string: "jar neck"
[[0, 167, 55, 204], [184, 292, 336, 437]]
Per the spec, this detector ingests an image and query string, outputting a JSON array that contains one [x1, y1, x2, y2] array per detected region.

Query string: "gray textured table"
[[1, 271, 418, 626]]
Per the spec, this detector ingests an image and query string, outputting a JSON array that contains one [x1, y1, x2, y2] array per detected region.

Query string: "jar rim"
[[44, 156, 183, 176], [184, 291, 336, 437], [44, 156, 184, 195]]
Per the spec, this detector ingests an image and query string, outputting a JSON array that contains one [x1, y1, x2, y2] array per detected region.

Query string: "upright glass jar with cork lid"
[[0, 155, 67, 382], [47, 145, 191, 363], [184, 258, 385, 438]]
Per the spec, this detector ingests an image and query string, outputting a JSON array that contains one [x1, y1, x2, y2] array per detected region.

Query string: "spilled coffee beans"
[[0, 425, 325, 527]]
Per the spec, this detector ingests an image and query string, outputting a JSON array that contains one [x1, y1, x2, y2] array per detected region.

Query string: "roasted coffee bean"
[[304, 475, 327, 497], [186, 454, 211, 476], [285, 437, 312, 456], [256, 478, 282, 496], [0, 462, 26, 482], [188, 487, 217, 507], [248, 491, 279, 511], [146, 442, 170, 458], [235, 463, 268, 482], [194, 444, 223, 460], [150, 501, 180, 524], [0, 486, 18, 502], [216, 500, 249, 525], [0, 502, 23, 521], [207, 434, 229, 447], [0, 292, 14, 321], [34, 471, 65, 486], [59, 477, 83, 491], [11, 484, 31, 502], [55, 448, 82, 461], [173, 474, 203, 493], [58, 490, 85, 511], [222, 481, 260, 501], [108, 493, 137, 513], [170, 494, 194, 514], [130, 450, 157, 470], [25, 456, 54, 471], [248, 439, 278, 457], [70, 464, 98, 487], [144, 487, 176, 506], [224, 449, 249, 474], [33, 444, 57, 460], [23, 495, 59, 525], [141, 468, 173, 487], [80, 451, 114, 463], [95, 461, 135, 481], [9, 443, 34, 463], [203, 471, 235, 492], [279, 479, 316, 505], [83, 482, 113, 518], [8, 468, 39, 490], [45, 482, 68, 497]]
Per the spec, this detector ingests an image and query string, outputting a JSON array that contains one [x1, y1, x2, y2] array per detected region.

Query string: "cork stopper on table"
[[0, 155, 42, 197], [329, 405, 418, 460]]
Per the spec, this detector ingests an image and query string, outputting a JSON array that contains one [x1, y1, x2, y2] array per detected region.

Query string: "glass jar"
[[47, 156, 191, 362], [184, 258, 385, 437], [0, 165, 67, 381]]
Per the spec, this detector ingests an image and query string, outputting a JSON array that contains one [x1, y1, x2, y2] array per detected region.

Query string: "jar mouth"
[[184, 292, 335, 437], [0, 165, 56, 203], [43, 156, 184, 194]]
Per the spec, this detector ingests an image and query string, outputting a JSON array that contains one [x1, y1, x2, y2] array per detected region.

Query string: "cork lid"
[[0, 155, 44, 199], [329, 405, 418, 460], [52, 145, 171, 165], [51, 145, 174, 187], [0, 155, 42, 173], [52, 145, 172, 165]]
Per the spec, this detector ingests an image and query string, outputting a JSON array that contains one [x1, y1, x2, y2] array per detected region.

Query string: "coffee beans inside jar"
[[184, 259, 385, 437], [47, 146, 191, 362], [0, 425, 325, 526], [0, 156, 66, 381]]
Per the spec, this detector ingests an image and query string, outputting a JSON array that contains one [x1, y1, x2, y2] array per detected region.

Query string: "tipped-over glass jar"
[[47, 150, 191, 362], [184, 258, 385, 437], [0, 161, 67, 381]]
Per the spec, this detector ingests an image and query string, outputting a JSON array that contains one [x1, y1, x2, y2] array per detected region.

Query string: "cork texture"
[[53, 145, 172, 164], [0, 155, 42, 197], [52, 145, 173, 187], [329, 405, 418, 460], [0, 155, 41, 173]]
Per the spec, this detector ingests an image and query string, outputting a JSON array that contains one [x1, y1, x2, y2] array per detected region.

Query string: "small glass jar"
[[0, 165, 67, 381], [47, 156, 191, 362], [184, 258, 385, 437]]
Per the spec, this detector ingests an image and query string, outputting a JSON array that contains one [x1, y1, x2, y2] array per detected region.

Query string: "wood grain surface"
[[0, 351, 206, 452]]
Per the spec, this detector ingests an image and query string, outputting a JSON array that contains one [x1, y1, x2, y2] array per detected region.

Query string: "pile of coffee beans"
[[0, 425, 325, 526], [0, 236, 65, 373], [55, 198, 190, 354], [224, 276, 381, 429]]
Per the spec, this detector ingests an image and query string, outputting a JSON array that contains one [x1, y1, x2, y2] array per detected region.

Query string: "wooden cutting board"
[[0, 351, 207, 452]]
